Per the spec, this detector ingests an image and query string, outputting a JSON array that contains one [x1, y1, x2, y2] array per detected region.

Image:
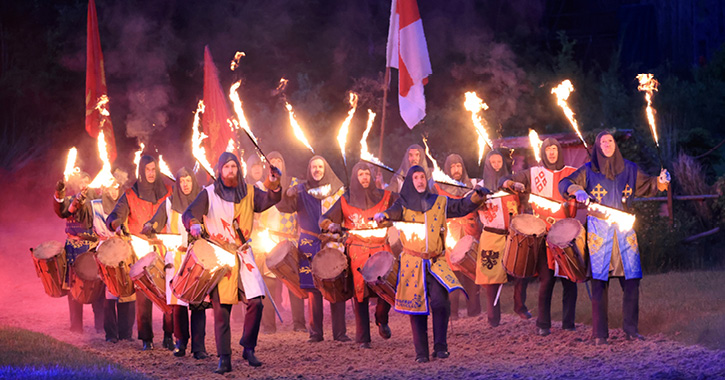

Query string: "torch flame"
[[359, 109, 394, 171], [63, 147, 80, 182], [158, 154, 175, 181], [129, 234, 153, 259], [463, 91, 493, 165], [348, 228, 388, 239], [528, 193, 563, 212], [230, 51, 245, 71], [551, 80, 587, 148], [229, 80, 259, 148], [155, 233, 183, 252], [88, 129, 115, 188], [422, 136, 467, 188], [337, 92, 358, 167], [394, 222, 427, 242], [133, 142, 145, 179], [529, 129, 543, 163], [445, 229, 458, 250], [225, 138, 236, 153], [636, 73, 659, 147], [285, 102, 315, 154], [488, 190, 512, 199], [190, 100, 215, 179], [588, 203, 636, 232], [254, 229, 277, 253]]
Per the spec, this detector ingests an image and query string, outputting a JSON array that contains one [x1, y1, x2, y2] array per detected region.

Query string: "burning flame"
[[348, 228, 388, 239], [158, 154, 175, 181], [445, 229, 458, 249], [230, 51, 245, 71], [528, 194, 562, 212], [463, 92, 493, 165], [190, 100, 215, 179], [254, 229, 277, 253], [529, 129, 543, 163], [307, 184, 331, 198], [63, 147, 80, 182], [133, 142, 145, 179], [359, 109, 393, 171], [285, 101, 315, 154], [422, 136, 467, 187], [155, 234, 183, 252], [636, 73, 660, 147], [89, 96, 115, 188], [337, 92, 358, 167], [551, 80, 587, 148], [229, 80, 259, 148], [394, 222, 426, 242], [209, 241, 237, 267], [588, 203, 636, 232], [129, 234, 153, 259], [488, 190, 512, 199]]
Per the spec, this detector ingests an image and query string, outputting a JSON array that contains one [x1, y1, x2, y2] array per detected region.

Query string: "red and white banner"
[[386, 0, 432, 130], [202, 46, 235, 165]]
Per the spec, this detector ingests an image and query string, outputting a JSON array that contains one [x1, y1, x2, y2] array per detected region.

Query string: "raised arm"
[[106, 193, 130, 231]]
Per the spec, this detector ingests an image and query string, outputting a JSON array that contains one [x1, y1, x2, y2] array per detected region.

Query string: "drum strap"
[[483, 226, 508, 235], [269, 230, 298, 240], [402, 247, 438, 260]]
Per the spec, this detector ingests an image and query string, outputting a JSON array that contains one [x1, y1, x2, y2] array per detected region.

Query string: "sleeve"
[[558, 166, 588, 199], [253, 186, 282, 213], [634, 167, 661, 198], [320, 197, 343, 228], [381, 199, 404, 222], [53, 196, 72, 219], [428, 179, 438, 194], [506, 169, 531, 191], [106, 193, 130, 231], [147, 202, 169, 233], [182, 190, 209, 229], [446, 195, 480, 218], [275, 184, 299, 213]]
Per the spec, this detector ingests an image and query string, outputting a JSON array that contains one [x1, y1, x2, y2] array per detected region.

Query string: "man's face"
[[357, 169, 371, 189], [310, 159, 325, 181], [79, 175, 91, 189], [144, 162, 157, 183], [408, 149, 421, 166], [489, 155, 503, 171], [250, 164, 264, 182], [545, 145, 559, 165], [600, 134, 616, 158], [270, 158, 283, 171], [412, 172, 427, 193], [179, 175, 193, 195], [106, 185, 119, 200], [450, 162, 463, 180], [221, 161, 238, 187]]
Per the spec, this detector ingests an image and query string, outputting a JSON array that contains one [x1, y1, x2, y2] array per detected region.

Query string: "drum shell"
[[30, 243, 68, 298], [95, 237, 138, 298], [69, 251, 105, 304], [171, 242, 230, 304], [548, 219, 589, 283], [311, 248, 353, 303], [447, 235, 478, 281], [503, 218, 546, 278], [131, 252, 172, 314], [361, 251, 398, 307], [266, 240, 307, 299]]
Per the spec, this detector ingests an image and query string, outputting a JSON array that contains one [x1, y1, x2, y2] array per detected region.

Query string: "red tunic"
[[433, 183, 480, 239], [125, 186, 172, 234]]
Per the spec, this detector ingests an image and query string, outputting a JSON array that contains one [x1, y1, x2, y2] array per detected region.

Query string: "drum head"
[[129, 251, 158, 278], [267, 240, 297, 267], [311, 248, 347, 280], [361, 251, 395, 282], [73, 251, 100, 281], [450, 235, 478, 264], [32, 241, 64, 260], [96, 237, 133, 266], [547, 218, 583, 248], [510, 214, 547, 236]]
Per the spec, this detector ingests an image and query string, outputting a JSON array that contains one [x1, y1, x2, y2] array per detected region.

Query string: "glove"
[[270, 165, 282, 180], [471, 187, 492, 204], [574, 190, 590, 204], [658, 169, 671, 184], [140, 223, 154, 237], [511, 182, 525, 193], [328, 223, 341, 234], [190, 224, 203, 238], [55, 180, 65, 193], [114, 224, 128, 236], [373, 212, 387, 224]]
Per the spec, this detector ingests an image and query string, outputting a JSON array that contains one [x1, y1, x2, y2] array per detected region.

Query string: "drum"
[[360, 251, 398, 306], [130, 251, 172, 314], [387, 227, 403, 256], [96, 237, 137, 298], [503, 214, 546, 278], [547, 218, 589, 283], [30, 241, 68, 298], [171, 239, 233, 304], [266, 240, 308, 299], [311, 248, 353, 303], [69, 251, 105, 304], [448, 235, 479, 281]]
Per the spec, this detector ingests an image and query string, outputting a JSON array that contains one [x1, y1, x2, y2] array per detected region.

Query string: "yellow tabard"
[[394, 196, 463, 315], [475, 230, 508, 285]]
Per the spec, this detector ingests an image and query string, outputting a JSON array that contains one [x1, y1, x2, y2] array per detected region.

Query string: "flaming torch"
[[529, 129, 543, 163], [133, 142, 145, 179], [158, 154, 175, 181], [360, 109, 395, 173], [63, 147, 80, 182], [88, 96, 115, 188], [422, 136, 469, 189], [463, 92, 494, 165], [636, 73, 662, 166], [230, 51, 245, 71], [337, 92, 358, 168], [285, 101, 315, 154], [551, 80, 587, 149], [190, 100, 215, 180]]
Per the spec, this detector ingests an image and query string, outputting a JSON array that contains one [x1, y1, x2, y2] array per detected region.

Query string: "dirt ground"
[[1, 165, 724, 380]]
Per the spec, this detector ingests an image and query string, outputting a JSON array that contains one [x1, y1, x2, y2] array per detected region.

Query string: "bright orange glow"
[[190, 100, 215, 179], [158, 154, 175, 181], [588, 203, 636, 231], [337, 92, 358, 167], [422, 136, 466, 187], [306, 184, 331, 198], [529, 129, 543, 163], [394, 222, 426, 242], [463, 91, 493, 165], [129, 234, 153, 259], [254, 229, 277, 252], [528, 193, 562, 212], [636, 73, 660, 147], [133, 142, 145, 179], [63, 147, 80, 182], [445, 229, 458, 249], [229, 80, 259, 148], [155, 233, 183, 251], [551, 80, 587, 148], [89, 96, 115, 188], [348, 227, 387, 239], [230, 51, 245, 71], [359, 109, 393, 171], [285, 101, 315, 154]]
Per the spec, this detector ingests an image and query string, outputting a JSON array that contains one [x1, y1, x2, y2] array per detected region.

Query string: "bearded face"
[[310, 158, 325, 181], [408, 149, 421, 166], [221, 161, 239, 187], [357, 169, 371, 189], [449, 162, 463, 180]]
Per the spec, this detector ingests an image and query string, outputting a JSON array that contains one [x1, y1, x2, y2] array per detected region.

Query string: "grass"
[[0, 327, 148, 380]]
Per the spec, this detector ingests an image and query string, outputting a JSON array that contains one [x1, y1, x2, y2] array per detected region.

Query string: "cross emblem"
[[534, 171, 547, 192], [622, 184, 633, 199], [592, 184, 608, 203]]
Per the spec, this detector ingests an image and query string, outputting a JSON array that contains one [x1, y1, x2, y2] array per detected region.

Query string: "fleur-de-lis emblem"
[[483, 204, 499, 223], [300, 238, 314, 246]]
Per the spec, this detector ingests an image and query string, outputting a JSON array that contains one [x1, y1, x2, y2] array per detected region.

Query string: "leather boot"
[[173, 340, 186, 357], [242, 348, 262, 367], [214, 354, 232, 374]]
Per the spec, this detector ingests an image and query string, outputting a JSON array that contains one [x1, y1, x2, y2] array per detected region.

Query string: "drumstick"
[[493, 283, 503, 307]]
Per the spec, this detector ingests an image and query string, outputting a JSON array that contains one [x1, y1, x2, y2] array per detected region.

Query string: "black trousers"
[[591, 277, 640, 339], [289, 288, 307, 329], [104, 298, 135, 340], [136, 292, 173, 341], [307, 289, 347, 340], [409, 271, 450, 358], [352, 297, 391, 343], [450, 272, 481, 318], [173, 305, 207, 353], [512, 276, 530, 314], [482, 284, 502, 326], [68, 291, 104, 331], [536, 252, 578, 330], [260, 277, 283, 333], [210, 288, 264, 355]]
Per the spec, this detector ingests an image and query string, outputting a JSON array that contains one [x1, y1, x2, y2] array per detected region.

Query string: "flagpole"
[[378, 66, 390, 158]]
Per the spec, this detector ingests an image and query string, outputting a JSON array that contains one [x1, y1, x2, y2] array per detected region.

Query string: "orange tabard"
[[433, 183, 480, 240], [124, 185, 172, 234]]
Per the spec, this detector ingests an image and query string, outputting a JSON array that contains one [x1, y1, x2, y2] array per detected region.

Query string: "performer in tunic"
[[320, 161, 396, 349], [53, 172, 104, 333], [430, 154, 482, 319], [278, 156, 350, 343], [106, 155, 173, 350], [183, 152, 281, 373], [374, 165, 486, 363], [559, 131, 670, 345], [474, 150, 529, 327], [142, 167, 208, 359], [385, 144, 431, 192], [502, 138, 578, 336], [90, 169, 136, 343]]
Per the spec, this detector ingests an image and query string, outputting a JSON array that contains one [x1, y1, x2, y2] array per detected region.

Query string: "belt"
[[483, 226, 508, 235], [402, 247, 440, 260], [299, 228, 320, 238], [269, 230, 298, 240]]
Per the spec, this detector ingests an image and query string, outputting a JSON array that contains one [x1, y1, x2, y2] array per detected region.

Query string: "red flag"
[[386, 0, 432, 129], [203, 46, 235, 165], [85, 0, 117, 162]]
